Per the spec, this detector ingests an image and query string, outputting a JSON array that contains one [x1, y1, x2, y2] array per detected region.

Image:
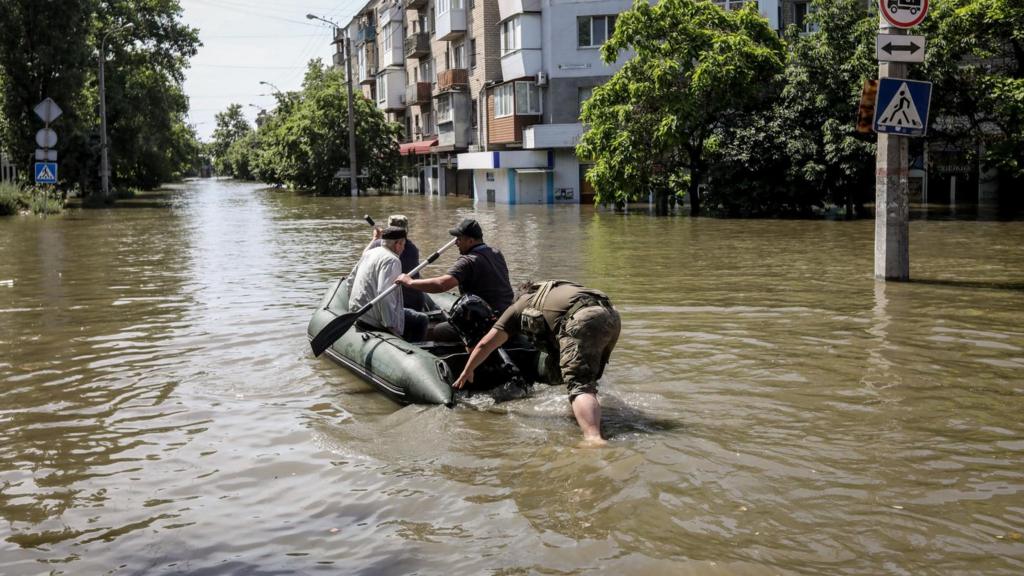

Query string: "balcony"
[[355, 25, 376, 45], [358, 64, 377, 85], [376, 68, 408, 111], [498, 0, 541, 21], [406, 82, 432, 106], [405, 0, 428, 8], [333, 27, 347, 45], [404, 32, 430, 58], [332, 50, 345, 69], [378, 3, 403, 26], [436, 68, 468, 93], [435, 5, 466, 41]]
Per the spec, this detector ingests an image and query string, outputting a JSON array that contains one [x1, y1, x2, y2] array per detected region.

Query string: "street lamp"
[[258, 80, 282, 95], [99, 22, 134, 202], [306, 13, 359, 196]]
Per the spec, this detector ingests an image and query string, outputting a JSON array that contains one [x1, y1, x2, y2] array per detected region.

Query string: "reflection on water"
[[1, 179, 1023, 574]]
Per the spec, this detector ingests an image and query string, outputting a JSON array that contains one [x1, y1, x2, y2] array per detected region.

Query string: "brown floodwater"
[[1, 179, 1022, 575]]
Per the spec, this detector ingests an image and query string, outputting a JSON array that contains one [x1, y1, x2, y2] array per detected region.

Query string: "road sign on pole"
[[33, 98, 63, 124], [34, 162, 58, 184], [876, 34, 926, 62], [879, 0, 929, 29], [35, 128, 58, 148], [874, 78, 932, 137], [35, 149, 57, 161]]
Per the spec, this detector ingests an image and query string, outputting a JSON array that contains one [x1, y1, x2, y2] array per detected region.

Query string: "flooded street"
[[1, 178, 1022, 574]]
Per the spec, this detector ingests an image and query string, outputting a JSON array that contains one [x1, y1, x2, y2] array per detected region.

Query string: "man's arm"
[[453, 328, 509, 389], [396, 273, 459, 293]]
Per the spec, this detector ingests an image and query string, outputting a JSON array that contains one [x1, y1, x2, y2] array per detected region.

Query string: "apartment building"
[[333, 0, 810, 204]]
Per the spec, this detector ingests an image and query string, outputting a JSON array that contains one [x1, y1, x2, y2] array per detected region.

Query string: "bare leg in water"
[[572, 393, 607, 447]]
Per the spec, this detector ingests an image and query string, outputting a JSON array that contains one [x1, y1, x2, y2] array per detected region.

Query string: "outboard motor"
[[447, 295, 530, 402]]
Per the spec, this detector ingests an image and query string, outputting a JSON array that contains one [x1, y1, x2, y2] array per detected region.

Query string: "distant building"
[[325, 0, 875, 205]]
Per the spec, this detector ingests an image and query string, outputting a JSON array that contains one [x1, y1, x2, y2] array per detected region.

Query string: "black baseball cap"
[[448, 218, 483, 239]]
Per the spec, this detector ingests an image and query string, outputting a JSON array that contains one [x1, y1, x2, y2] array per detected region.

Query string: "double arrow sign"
[[876, 34, 926, 63]]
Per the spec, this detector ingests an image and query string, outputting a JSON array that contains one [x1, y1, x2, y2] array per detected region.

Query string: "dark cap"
[[381, 226, 407, 240], [448, 218, 483, 239]]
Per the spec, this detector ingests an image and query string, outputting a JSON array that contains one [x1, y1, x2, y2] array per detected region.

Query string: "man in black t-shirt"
[[396, 218, 514, 341]]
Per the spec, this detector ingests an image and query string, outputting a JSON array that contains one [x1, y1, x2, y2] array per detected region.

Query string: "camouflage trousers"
[[547, 304, 621, 400]]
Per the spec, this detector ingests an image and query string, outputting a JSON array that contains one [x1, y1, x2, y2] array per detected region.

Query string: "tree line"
[[577, 0, 1022, 217], [210, 61, 402, 195], [0, 0, 202, 200]]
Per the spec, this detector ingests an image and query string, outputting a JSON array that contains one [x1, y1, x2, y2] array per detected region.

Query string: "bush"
[[23, 186, 65, 215], [0, 181, 22, 215]]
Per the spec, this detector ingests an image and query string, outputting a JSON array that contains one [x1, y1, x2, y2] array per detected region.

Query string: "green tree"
[[707, 0, 877, 216], [576, 0, 784, 214], [923, 0, 1023, 185], [210, 103, 252, 176], [253, 60, 401, 194], [0, 0, 200, 195]]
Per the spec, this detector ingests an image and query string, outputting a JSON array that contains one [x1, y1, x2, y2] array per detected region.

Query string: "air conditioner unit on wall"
[[536, 71, 548, 86]]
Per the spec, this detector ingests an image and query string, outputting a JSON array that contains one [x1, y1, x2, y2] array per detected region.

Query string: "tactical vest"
[[519, 280, 610, 348]]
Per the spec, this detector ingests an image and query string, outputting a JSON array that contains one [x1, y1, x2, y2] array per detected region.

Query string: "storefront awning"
[[399, 139, 438, 156]]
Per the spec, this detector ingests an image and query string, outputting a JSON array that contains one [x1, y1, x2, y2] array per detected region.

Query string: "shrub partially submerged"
[[0, 182, 66, 216]]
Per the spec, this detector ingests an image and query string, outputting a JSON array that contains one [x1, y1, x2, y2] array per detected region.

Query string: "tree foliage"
[[576, 0, 784, 214], [707, 0, 877, 216], [923, 0, 1024, 181], [215, 60, 402, 194], [210, 103, 251, 175], [0, 1, 200, 194]]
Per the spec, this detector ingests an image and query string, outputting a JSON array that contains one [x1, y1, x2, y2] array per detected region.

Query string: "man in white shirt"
[[347, 226, 428, 341]]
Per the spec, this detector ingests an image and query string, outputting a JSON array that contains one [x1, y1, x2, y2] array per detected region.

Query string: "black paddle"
[[310, 236, 458, 357]]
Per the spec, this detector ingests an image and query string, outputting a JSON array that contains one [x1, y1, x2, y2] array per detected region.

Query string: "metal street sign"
[[877, 34, 926, 62], [879, 0, 929, 29], [35, 128, 58, 148], [874, 78, 932, 137], [34, 162, 58, 184], [35, 149, 57, 161], [33, 97, 63, 123]]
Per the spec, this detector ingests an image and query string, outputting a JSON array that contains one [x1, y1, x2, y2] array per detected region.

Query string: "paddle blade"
[[310, 311, 361, 357]]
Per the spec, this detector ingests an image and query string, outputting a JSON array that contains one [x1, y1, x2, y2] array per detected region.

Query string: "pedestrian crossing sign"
[[873, 78, 932, 136], [34, 162, 58, 184]]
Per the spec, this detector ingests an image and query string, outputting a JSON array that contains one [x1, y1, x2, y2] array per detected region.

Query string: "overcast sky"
[[180, 0, 366, 141]]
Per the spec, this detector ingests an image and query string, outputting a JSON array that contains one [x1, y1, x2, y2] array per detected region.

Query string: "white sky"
[[180, 0, 367, 141]]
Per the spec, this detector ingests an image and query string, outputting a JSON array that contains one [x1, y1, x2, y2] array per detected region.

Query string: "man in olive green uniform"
[[453, 280, 621, 445]]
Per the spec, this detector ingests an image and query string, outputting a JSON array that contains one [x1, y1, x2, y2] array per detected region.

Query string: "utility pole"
[[307, 14, 359, 196], [874, 27, 910, 280], [99, 23, 133, 202]]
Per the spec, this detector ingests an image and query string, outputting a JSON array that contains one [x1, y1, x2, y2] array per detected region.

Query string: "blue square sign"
[[874, 78, 932, 137], [34, 162, 58, 184]]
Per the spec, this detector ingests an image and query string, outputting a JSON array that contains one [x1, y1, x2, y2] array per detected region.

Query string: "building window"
[[420, 59, 434, 84], [577, 86, 594, 117], [436, 0, 462, 16], [577, 15, 616, 48], [494, 83, 514, 118], [794, 2, 816, 33], [515, 81, 541, 115], [469, 38, 477, 69], [471, 98, 478, 127], [436, 93, 454, 123], [500, 16, 522, 55], [376, 75, 386, 105], [451, 42, 465, 69]]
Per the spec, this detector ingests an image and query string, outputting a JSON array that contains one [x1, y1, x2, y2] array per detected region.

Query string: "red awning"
[[399, 139, 438, 156]]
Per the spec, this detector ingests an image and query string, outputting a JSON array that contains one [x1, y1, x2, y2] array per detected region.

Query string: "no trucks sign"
[[879, 0, 929, 28]]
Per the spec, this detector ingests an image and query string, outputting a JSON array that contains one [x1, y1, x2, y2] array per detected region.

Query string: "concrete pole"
[[874, 24, 910, 281], [345, 37, 358, 197]]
